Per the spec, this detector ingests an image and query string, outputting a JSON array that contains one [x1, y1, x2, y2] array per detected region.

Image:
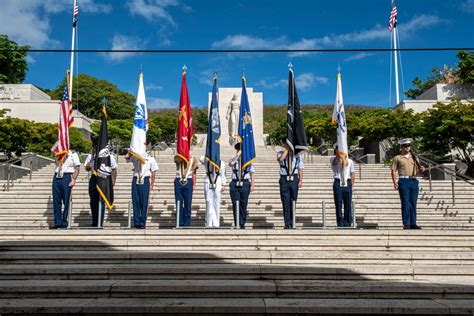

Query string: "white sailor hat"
[[398, 138, 412, 145]]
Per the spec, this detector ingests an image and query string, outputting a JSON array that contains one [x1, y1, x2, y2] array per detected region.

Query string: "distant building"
[[0, 84, 93, 139], [397, 83, 473, 113]]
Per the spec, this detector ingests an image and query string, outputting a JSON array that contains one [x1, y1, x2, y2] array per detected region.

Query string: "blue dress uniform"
[[175, 157, 198, 227], [52, 152, 81, 228], [128, 154, 159, 229], [330, 157, 355, 227], [84, 154, 117, 227], [229, 156, 255, 229], [277, 151, 304, 228]]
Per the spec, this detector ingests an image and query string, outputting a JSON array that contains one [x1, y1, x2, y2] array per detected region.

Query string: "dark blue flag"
[[205, 73, 221, 171], [238, 74, 256, 170]]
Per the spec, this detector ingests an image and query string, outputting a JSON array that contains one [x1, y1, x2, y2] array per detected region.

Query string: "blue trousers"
[[132, 176, 150, 228], [333, 179, 353, 227], [175, 178, 193, 226], [279, 174, 299, 227], [398, 178, 419, 226], [229, 179, 251, 228], [89, 175, 105, 227], [52, 173, 72, 227]]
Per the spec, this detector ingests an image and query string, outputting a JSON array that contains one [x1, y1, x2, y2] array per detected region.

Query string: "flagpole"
[[287, 63, 294, 181], [393, 26, 400, 105], [68, 0, 77, 100]]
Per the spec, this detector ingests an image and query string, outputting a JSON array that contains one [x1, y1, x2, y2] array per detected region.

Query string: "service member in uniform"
[[125, 151, 158, 229], [229, 142, 255, 229], [174, 155, 199, 227], [51, 150, 81, 229], [391, 138, 425, 229], [84, 142, 118, 227], [200, 155, 227, 228], [330, 145, 356, 227], [277, 144, 304, 229]]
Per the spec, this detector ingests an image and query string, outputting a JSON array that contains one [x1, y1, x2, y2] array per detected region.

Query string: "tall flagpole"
[[393, 26, 400, 105], [68, 0, 78, 101]]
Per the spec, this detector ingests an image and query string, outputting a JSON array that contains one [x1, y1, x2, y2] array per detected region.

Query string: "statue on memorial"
[[226, 93, 240, 145]]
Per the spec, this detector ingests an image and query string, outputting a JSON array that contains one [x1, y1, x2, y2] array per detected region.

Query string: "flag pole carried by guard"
[[93, 97, 114, 210], [286, 63, 308, 181], [177, 65, 193, 184], [237, 70, 256, 187], [130, 69, 148, 164], [332, 66, 349, 187], [205, 72, 221, 190]]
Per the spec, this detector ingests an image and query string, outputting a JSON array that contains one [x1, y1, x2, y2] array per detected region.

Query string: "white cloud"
[[254, 79, 286, 89], [212, 15, 444, 57], [0, 0, 111, 48], [146, 83, 163, 91], [296, 73, 328, 90], [254, 73, 328, 91], [148, 97, 176, 109], [344, 52, 375, 62], [104, 35, 144, 62], [460, 0, 474, 13], [126, 0, 182, 25]]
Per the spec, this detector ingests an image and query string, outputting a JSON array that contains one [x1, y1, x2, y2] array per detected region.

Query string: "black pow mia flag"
[[94, 101, 114, 209], [286, 66, 308, 156]]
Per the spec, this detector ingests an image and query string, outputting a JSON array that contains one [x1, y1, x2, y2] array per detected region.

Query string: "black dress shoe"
[[411, 225, 422, 229], [403, 225, 411, 229], [50, 225, 60, 229]]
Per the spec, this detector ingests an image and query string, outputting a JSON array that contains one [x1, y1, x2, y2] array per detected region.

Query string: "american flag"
[[55, 87, 74, 161], [389, 2, 398, 32], [73, 0, 78, 27]]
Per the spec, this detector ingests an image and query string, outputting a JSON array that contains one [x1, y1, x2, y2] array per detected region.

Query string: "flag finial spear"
[[182, 65, 187, 75], [102, 97, 107, 106], [337, 65, 342, 77], [213, 71, 217, 81], [288, 62, 293, 69]]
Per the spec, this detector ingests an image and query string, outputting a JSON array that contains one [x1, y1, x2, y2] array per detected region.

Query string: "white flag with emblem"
[[130, 72, 148, 164], [332, 72, 348, 157]]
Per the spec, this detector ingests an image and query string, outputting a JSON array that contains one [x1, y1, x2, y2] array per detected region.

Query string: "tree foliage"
[[49, 74, 135, 120], [0, 117, 91, 158], [405, 51, 474, 99], [419, 100, 474, 176], [0, 34, 30, 84]]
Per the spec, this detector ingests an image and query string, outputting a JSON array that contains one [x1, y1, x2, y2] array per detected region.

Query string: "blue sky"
[[1, 0, 473, 109]]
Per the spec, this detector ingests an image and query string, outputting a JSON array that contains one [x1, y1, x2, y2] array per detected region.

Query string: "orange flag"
[[177, 67, 193, 164]]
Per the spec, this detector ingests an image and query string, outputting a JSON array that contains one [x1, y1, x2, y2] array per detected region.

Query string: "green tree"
[[0, 34, 30, 84], [405, 51, 474, 99], [419, 100, 474, 176], [455, 51, 474, 84], [49, 74, 135, 120], [149, 112, 178, 144], [0, 117, 33, 158], [91, 119, 162, 154]]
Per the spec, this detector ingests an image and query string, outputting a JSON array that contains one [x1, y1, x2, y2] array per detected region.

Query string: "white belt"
[[399, 176, 417, 179]]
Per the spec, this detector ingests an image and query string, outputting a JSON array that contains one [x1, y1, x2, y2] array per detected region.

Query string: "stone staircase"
[[0, 147, 472, 229], [0, 147, 473, 314], [0, 229, 473, 314]]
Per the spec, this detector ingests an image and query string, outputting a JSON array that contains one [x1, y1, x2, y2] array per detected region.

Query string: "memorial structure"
[[208, 87, 264, 148]]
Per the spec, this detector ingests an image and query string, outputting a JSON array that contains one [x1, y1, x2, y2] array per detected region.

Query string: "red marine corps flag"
[[177, 66, 193, 165]]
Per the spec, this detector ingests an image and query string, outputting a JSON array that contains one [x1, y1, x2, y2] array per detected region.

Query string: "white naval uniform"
[[200, 156, 227, 228]]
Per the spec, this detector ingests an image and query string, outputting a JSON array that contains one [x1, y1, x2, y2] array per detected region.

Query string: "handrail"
[[0, 153, 37, 167], [418, 155, 473, 185]]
